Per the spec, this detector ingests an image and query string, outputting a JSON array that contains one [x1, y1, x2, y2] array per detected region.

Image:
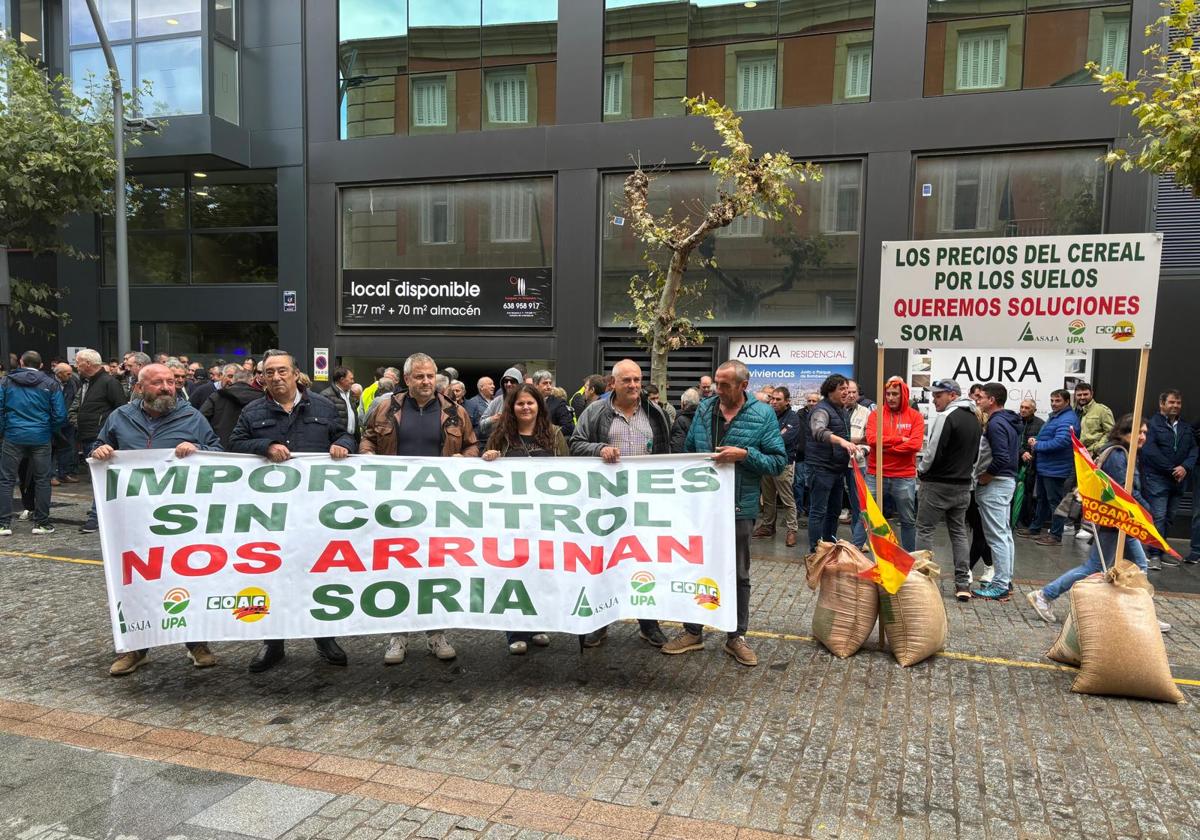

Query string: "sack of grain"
[[1047, 560, 1155, 668], [877, 551, 947, 667], [1069, 575, 1183, 703], [805, 540, 879, 658]]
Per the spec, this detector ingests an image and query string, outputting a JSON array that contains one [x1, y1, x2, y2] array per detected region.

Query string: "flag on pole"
[[853, 464, 917, 593], [1071, 430, 1180, 558]]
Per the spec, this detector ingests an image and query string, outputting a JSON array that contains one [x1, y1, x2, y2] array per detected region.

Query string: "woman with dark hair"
[[482, 383, 568, 654], [1027, 414, 1170, 632]]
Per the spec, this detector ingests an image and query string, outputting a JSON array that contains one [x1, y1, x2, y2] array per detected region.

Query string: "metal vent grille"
[[1155, 175, 1200, 271]]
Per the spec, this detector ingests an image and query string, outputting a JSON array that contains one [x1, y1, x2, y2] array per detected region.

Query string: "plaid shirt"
[[608, 403, 655, 457]]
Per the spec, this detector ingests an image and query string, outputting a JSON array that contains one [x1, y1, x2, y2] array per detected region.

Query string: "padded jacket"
[[686, 396, 787, 519], [93, 399, 221, 453], [0, 368, 66, 445], [1034, 406, 1081, 479], [229, 389, 354, 456]]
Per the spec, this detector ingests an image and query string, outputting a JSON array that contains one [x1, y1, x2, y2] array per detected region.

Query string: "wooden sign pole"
[[1111, 346, 1151, 567], [875, 340, 885, 489]]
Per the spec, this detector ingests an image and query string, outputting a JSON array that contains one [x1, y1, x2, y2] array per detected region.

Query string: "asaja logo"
[[1019, 322, 1059, 343], [117, 601, 151, 634], [571, 587, 617, 618], [207, 587, 270, 622], [671, 577, 721, 610], [1068, 320, 1086, 336], [630, 571, 656, 607], [161, 587, 190, 630], [1095, 321, 1136, 342]]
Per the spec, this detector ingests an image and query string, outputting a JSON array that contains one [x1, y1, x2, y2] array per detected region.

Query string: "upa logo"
[[630, 571, 656, 607], [1067, 319, 1087, 344], [207, 587, 270, 622], [161, 587, 190, 630], [671, 577, 721, 610]]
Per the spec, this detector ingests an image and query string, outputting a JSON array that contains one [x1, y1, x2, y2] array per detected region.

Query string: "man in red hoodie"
[[863, 376, 924, 551]]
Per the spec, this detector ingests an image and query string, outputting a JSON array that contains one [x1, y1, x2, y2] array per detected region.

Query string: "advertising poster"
[[732, 338, 855, 405], [342, 268, 551, 328]]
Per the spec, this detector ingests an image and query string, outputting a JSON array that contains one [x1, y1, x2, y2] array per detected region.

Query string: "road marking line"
[[0, 550, 102, 566]]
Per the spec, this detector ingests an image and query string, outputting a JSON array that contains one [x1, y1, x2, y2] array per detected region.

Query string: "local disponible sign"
[[93, 452, 736, 650], [878, 234, 1163, 349], [342, 268, 551, 328]]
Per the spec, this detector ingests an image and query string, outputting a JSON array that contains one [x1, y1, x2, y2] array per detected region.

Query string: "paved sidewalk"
[[1, 491, 1199, 839]]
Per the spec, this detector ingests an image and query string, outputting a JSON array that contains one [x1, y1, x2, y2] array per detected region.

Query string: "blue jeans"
[[1031, 474, 1067, 538], [1143, 471, 1184, 556], [975, 477, 1016, 589], [793, 461, 810, 515], [807, 468, 844, 552], [865, 474, 918, 552], [1043, 529, 1147, 601], [845, 471, 866, 546], [0, 441, 51, 526]]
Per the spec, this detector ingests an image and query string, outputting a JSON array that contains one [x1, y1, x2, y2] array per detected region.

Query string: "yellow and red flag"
[[853, 464, 916, 593], [1071, 430, 1180, 558]]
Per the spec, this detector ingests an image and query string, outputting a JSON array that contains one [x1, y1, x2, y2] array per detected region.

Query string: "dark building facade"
[[5, 0, 1198, 418]]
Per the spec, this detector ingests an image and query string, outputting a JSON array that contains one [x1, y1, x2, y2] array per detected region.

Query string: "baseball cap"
[[930, 379, 961, 395]]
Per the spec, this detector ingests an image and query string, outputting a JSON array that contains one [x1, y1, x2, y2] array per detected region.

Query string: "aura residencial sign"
[[877, 234, 1162, 349], [93, 452, 736, 650]]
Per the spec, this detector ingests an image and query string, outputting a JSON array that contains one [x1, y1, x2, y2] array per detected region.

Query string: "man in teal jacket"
[[662, 360, 787, 667]]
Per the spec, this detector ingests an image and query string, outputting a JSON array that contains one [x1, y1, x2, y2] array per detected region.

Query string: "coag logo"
[[671, 577, 721, 610], [207, 587, 270, 622], [630, 571, 656, 607], [1095, 321, 1135, 342], [161, 587, 191, 630], [1068, 320, 1086, 336]]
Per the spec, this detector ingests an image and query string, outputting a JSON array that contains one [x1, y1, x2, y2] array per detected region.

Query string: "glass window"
[[103, 175, 187, 230], [1022, 5, 1130, 88], [483, 0, 556, 63], [191, 232, 279, 283], [1100, 13, 1128, 74], [341, 178, 555, 270], [339, 0, 406, 78], [136, 0, 201, 37], [410, 0, 481, 71], [411, 75, 449, 126], [605, 0, 689, 54], [485, 67, 529, 124], [912, 147, 1106, 239], [137, 37, 203, 116], [149, 322, 279, 362], [689, 0, 777, 47], [736, 54, 777, 111], [927, 16, 1023, 95], [603, 65, 624, 116], [215, 0, 236, 41], [103, 234, 188, 285], [19, 0, 45, 62], [957, 28, 1008, 90], [214, 41, 239, 123], [70, 44, 133, 99], [69, 0, 132, 45], [190, 172, 277, 227], [844, 42, 871, 99], [600, 163, 862, 327], [779, 0, 874, 36]]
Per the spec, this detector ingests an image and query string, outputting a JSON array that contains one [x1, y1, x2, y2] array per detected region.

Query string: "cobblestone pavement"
[[1, 488, 1199, 840]]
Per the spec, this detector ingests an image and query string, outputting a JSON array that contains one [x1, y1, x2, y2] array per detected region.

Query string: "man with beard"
[[230, 350, 355, 672], [92, 363, 223, 676]]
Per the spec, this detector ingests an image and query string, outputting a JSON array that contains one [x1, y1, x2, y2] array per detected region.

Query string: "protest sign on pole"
[[93, 452, 737, 651]]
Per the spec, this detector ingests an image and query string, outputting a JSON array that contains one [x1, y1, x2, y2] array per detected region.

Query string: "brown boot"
[[752, 526, 775, 539], [785, 530, 797, 547], [723, 636, 758, 666]]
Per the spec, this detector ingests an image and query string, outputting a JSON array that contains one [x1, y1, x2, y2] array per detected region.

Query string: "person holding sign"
[[1140, 390, 1196, 569], [481, 383, 567, 655], [230, 350, 356, 673], [98, 363, 223, 676]]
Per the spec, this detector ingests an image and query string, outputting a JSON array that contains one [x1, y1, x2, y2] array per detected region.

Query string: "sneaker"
[[1158, 620, 1172, 633], [18, 511, 30, 522], [662, 631, 705, 655], [838, 510, 851, 524], [383, 635, 408, 665], [187, 644, 217, 668], [0, 525, 11, 536], [1160, 555, 1181, 567], [31, 524, 55, 535], [1026, 589, 1057, 623], [508, 640, 528, 655], [1147, 557, 1163, 571], [1033, 535, 1061, 546], [63, 474, 79, 483], [972, 582, 1011, 601], [955, 589, 972, 602], [79, 522, 98, 534], [723, 636, 758, 666], [1184, 553, 1200, 565], [530, 633, 550, 647], [109, 650, 147, 676], [427, 632, 456, 661], [978, 565, 995, 584], [1074, 529, 1093, 541], [639, 626, 668, 647]]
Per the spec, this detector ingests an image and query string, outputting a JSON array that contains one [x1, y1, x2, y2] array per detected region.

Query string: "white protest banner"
[[879, 233, 1163, 349], [732, 338, 855, 406], [93, 451, 736, 650]]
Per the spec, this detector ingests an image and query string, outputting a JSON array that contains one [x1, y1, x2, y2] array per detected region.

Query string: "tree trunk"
[[650, 249, 690, 401]]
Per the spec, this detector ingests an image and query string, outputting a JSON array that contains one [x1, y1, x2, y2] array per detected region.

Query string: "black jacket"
[[545, 394, 575, 436], [189, 380, 217, 410], [201, 381, 262, 447], [229, 389, 354, 456], [569, 393, 671, 456], [920, 403, 982, 485], [319, 384, 360, 438], [1020, 414, 1045, 455], [73, 369, 126, 441], [669, 403, 698, 453]]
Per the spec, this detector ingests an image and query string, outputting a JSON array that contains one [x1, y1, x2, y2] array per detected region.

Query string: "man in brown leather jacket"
[[359, 353, 479, 665]]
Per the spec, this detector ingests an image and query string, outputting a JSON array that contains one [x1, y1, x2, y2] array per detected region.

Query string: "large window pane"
[[605, 0, 688, 55], [153, 322, 279, 362], [779, 0, 874, 36], [1023, 6, 1130, 88], [103, 234, 188, 285], [214, 41, 239, 123], [101, 175, 187, 231], [912, 148, 1107, 239], [339, 0, 406, 79], [69, 0, 131, 45], [137, 37, 203, 116], [689, 0, 777, 47], [600, 164, 861, 327], [191, 172, 277, 227], [70, 44, 132, 100], [341, 178, 555, 270], [136, 0, 201, 37], [603, 48, 686, 121], [19, 0, 45, 62], [191, 232, 279, 283], [215, 0, 235, 41], [483, 0, 556, 63]]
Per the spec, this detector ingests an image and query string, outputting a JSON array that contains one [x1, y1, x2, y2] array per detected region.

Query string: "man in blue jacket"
[[971, 383, 1022, 601], [0, 351, 66, 535], [1023, 389, 1080, 546], [754, 386, 801, 547], [661, 360, 787, 667], [1141, 389, 1196, 567]]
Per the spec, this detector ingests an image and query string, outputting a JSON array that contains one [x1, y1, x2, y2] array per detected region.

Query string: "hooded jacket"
[[982, 408, 1022, 479], [478, 366, 524, 436], [864, 377, 924, 478], [0, 368, 67, 446], [918, 396, 982, 485], [1033, 405, 1081, 479], [201, 381, 262, 448]]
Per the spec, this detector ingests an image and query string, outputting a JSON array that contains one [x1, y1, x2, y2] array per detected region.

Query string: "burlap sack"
[[805, 540, 879, 658], [1069, 575, 1184, 703], [1047, 561, 1155, 668], [877, 551, 948, 667]]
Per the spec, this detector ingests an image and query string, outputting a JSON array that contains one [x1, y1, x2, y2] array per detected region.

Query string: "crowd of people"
[[0, 345, 1192, 674]]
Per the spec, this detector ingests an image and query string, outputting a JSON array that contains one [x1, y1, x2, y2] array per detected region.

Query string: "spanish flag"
[[1071, 430, 1180, 558], [853, 464, 916, 593]]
